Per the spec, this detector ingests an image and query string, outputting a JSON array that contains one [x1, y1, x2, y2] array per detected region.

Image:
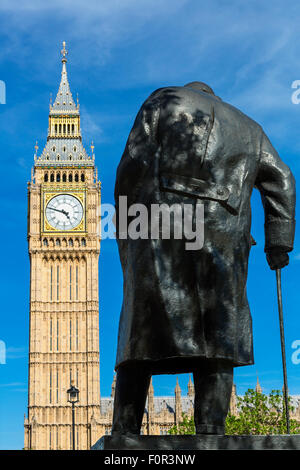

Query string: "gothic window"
[[76, 265, 79, 300], [69, 173, 73, 182], [50, 173, 54, 182], [56, 371, 59, 403], [50, 266, 53, 301], [81, 238, 86, 247], [69, 320, 72, 350], [56, 239, 60, 247], [69, 239, 73, 247], [43, 238, 48, 246], [44, 173, 48, 182], [81, 173, 85, 182], [69, 265, 72, 301], [63, 124, 66, 134], [73, 146, 77, 152], [50, 319, 53, 352], [57, 155, 60, 161], [56, 172, 60, 182], [56, 266, 59, 301], [52, 146, 56, 152], [63, 173, 67, 182], [57, 319, 59, 351], [72, 124, 74, 134], [63, 146, 66, 152], [55, 124, 57, 135], [67, 124, 70, 134], [50, 371, 52, 404], [59, 124, 62, 134], [75, 173, 79, 182]]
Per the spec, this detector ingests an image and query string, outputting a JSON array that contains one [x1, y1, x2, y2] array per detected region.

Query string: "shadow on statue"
[[95, 82, 297, 450]]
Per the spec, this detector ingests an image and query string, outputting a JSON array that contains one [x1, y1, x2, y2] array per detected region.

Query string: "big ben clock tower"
[[24, 43, 101, 450]]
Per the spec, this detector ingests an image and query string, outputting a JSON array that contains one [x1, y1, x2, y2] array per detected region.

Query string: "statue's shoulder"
[[214, 97, 263, 133]]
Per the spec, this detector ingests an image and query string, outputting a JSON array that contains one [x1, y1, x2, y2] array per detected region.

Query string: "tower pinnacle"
[[61, 41, 68, 63], [35, 42, 93, 167]]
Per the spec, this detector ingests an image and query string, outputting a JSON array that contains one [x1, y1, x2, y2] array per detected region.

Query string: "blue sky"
[[0, 0, 300, 450]]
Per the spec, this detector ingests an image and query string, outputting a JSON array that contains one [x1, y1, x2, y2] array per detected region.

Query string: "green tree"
[[226, 389, 300, 435], [168, 389, 300, 435], [168, 413, 195, 435]]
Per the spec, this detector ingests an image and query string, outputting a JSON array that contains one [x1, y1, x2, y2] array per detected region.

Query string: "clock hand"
[[61, 209, 70, 220], [48, 207, 70, 219]]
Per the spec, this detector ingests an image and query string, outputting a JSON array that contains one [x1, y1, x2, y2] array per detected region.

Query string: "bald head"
[[184, 81, 215, 95]]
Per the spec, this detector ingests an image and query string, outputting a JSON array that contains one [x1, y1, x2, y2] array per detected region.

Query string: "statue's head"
[[184, 81, 215, 95]]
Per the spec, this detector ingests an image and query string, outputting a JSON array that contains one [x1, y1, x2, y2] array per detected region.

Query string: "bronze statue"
[[112, 82, 296, 436]]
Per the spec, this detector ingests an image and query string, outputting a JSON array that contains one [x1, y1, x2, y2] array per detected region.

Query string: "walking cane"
[[276, 268, 290, 434]]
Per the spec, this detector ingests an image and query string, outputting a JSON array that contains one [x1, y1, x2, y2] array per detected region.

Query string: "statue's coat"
[[114, 86, 295, 373]]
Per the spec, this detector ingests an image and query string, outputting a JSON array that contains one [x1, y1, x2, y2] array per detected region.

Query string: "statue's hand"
[[266, 248, 289, 270]]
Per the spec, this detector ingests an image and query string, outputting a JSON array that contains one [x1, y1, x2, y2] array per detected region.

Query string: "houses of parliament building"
[[23, 43, 300, 450]]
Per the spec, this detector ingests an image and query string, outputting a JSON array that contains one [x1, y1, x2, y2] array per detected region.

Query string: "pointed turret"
[[111, 374, 116, 399], [255, 376, 262, 394], [35, 42, 93, 167], [50, 41, 79, 115], [187, 375, 194, 397], [175, 377, 182, 425], [175, 377, 181, 395]]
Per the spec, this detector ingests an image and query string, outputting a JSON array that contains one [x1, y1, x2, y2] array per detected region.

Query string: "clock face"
[[46, 194, 83, 231]]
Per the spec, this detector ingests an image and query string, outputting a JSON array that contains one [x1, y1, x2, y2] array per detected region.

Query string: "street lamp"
[[67, 382, 79, 450]]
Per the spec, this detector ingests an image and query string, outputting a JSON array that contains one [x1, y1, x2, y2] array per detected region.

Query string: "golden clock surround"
[[42, 187, 87, 234]]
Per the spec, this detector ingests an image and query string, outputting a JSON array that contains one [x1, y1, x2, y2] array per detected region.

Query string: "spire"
[[148, 377, 154, 396], [50, 41, 79, 115], [35, 42, 93, 167], [255, 375, 262, 394], [187, 374, 194, 397], [175, 377, 181, 395]]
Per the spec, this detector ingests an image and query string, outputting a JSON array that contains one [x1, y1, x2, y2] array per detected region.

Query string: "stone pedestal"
[[92, 434, 300, 450]]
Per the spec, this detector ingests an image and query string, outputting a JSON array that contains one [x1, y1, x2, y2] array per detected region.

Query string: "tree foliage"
[[168, 389, 300, 435]]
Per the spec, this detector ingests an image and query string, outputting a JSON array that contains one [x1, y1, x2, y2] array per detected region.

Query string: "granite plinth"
[[92, 434, 300, 451]]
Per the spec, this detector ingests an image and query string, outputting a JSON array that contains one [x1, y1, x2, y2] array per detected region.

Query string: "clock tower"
[[24, 43, 101, 450]]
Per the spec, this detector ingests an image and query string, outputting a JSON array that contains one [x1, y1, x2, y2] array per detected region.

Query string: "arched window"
[[62, 173, 67, 182], [56, 239, 61, 247], [43, 238, 48, 247], [81, 238, 86, 247], [69, 173, 73, 182], [50, 173, 54, 182], [44, 173, 48, 182], [56, 172, 60, 182], [75, 173, 79, 182], [69, 239, 73, 247], [81, 173, 85, 182]]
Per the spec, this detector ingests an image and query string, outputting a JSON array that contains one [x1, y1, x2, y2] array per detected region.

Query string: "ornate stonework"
[[24, 43, 101, 450]]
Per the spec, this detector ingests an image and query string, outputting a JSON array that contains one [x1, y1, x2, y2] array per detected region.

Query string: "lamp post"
[[67, 383, 79, 450]]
